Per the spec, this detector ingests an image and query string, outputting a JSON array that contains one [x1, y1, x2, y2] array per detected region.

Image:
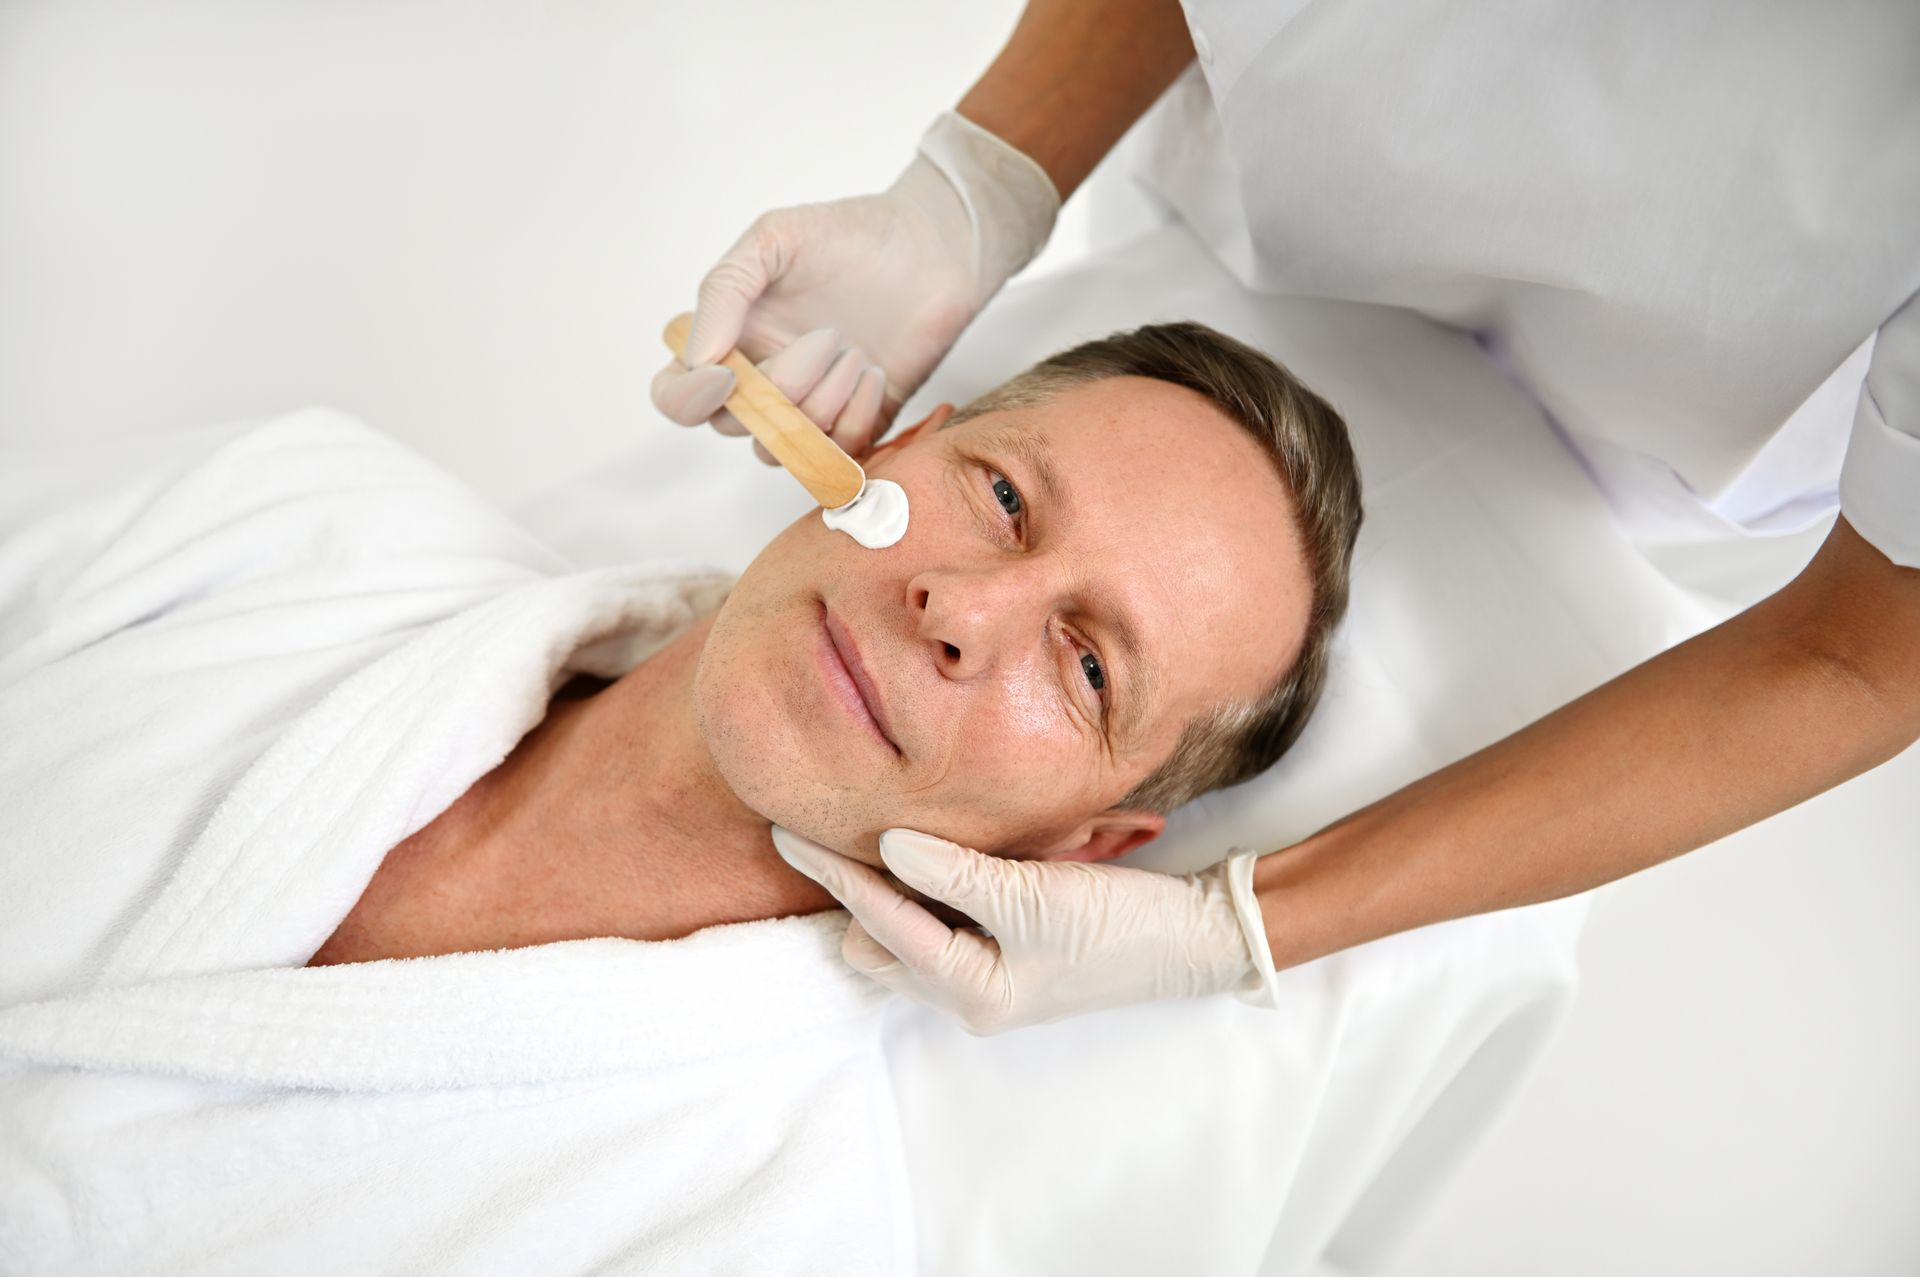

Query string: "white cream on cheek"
[[820, 479, 909, 549]]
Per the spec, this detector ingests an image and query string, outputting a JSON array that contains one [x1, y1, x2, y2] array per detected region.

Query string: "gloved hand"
[[771, 826, 1283, 1034], [650, 111, 1059, 462]]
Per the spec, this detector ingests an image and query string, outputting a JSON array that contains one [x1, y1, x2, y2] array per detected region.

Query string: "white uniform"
[[1141, 0, 1920, 579]]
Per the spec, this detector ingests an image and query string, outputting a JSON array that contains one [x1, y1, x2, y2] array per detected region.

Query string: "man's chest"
[[305, 803, 594, 966]]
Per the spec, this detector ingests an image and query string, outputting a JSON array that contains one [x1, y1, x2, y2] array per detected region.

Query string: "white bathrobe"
[[0, 411, 912, 1275]]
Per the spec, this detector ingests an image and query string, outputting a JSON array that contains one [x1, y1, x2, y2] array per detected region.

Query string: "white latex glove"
[[771, 827, 1283, 1034], [650, 111, 1059, 462]]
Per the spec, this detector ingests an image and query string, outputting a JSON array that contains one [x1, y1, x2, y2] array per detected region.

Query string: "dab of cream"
[[821, 479, 909, 549]]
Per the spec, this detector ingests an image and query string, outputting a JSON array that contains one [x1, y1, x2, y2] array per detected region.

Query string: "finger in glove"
[[651, 362, 736, 427], [771, 826, 969, 974]]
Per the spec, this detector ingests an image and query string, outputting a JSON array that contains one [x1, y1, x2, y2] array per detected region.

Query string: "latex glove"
[[649, 111, 1059, 462], [651, 324, 891, 465], [771, 827, 1283, 1034]]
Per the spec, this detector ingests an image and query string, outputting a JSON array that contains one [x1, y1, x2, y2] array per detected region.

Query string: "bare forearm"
[[1254, 517, 1920, 969], [956, 0, 1195, 200]]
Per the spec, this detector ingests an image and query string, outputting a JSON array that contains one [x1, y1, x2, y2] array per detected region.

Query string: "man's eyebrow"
[[975, 424, 1065, 512], [1098, 593, 1160, 750]]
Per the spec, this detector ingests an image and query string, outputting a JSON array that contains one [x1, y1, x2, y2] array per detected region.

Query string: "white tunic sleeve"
[[1839, 291, 1920, 569]]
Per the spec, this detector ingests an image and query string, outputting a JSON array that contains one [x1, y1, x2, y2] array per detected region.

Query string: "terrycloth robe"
[[0, 410, 911, 1275]]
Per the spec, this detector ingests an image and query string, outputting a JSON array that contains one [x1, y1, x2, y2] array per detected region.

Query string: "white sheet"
[[522, 221, 1696, 1273], [0, 413, 912, 1275]]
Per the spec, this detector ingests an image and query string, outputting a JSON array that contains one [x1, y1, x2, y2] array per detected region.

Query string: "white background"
[[2, 3, 1915, 1272]]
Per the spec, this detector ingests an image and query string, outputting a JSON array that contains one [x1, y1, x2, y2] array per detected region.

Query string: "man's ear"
[[1039, 809, 1166, 864], [865, 402, 955, 462]]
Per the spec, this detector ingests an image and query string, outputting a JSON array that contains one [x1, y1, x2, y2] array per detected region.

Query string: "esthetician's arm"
[[1252, 515, 1920, 969], [650, 0, 1193, 450], [774, 515, 1920, 1032], [951, 0, 1196, 201]]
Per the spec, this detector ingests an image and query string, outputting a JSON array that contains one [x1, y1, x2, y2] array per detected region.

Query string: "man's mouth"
[[818, 602, 902, 755]]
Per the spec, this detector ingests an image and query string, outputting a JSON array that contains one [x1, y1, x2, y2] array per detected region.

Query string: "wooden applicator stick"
[[661, 312, 866, 510]]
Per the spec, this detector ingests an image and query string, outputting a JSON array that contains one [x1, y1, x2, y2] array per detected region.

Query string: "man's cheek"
[[995, 662, 1077, 746]]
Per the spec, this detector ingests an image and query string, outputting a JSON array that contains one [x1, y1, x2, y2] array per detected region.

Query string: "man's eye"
[[991, 475, 1023, 518], [1080, 650, 1106, 695]]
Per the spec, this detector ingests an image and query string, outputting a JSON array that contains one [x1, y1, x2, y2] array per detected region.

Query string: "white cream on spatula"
[[662, 311, 909, 551], [820, 478, 910, 548]]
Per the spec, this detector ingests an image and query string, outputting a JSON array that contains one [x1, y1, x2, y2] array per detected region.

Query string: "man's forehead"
[[938, 416, 1171, 745], [940, 410, 1300, 753], [947, 379, 1243, 479], [952, 402, 1286, 543]]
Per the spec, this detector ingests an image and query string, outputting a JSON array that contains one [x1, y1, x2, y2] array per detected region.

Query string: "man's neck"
[[487, 615, 839, 941], [311, 616, 837, 965]]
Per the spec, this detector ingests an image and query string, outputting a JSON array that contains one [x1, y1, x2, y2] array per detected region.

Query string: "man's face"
[[693, 375, 1313, 865]]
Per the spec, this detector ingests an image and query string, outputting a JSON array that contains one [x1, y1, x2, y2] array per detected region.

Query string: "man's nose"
[[908, 562, 1052, 680]]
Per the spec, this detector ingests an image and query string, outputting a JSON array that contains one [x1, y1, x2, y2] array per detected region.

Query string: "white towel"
[[0, 411, 912, 1275]]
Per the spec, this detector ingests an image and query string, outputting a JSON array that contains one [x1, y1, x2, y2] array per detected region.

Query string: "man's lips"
[[820, 604, 902, 755]]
